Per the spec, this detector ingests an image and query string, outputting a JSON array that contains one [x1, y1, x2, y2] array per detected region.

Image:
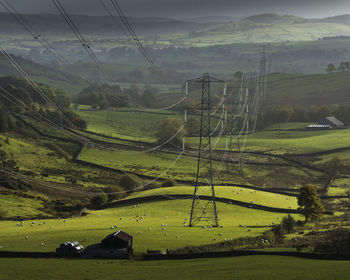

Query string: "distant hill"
[[0, 13, 209, 36], [316, 14, 350, 26], [244, 14, 307, 24], [200, 13, 350, 43], [185, 16, 240, 23]]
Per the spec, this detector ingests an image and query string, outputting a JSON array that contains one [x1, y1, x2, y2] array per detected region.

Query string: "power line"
[[0, 0, 69, 64], [50, 0, 114, 82]]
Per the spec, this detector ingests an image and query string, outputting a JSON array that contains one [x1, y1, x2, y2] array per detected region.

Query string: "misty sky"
[[1, 0, 350, 19]]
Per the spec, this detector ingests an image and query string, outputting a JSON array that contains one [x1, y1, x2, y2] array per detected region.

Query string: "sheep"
[[41, 242, 44, 246], [110, 226, 114, 229], [120, 217, 123, 220], [25, 236, 29, 240], [148, 227, 152, 231], [202, 226, 206, 229], [184, 224, 186, 227], [165, 216, 168, 219], [139, 232, 142, 235], [218, 233, 223, 236], [213, 238, 216, 241], [176, 235, 178, 239]]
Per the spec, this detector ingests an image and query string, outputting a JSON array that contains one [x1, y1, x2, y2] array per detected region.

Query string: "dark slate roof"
[[104, 230, 132, 242], [324, 116, 344, 126]]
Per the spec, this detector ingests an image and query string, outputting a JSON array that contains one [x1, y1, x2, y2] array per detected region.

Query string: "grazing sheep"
[[148, 227, 151, 231], [41, 242, 44, 246], [213, 238, 216, 241], [120, 217, 123, 220], [202, 226, 206, 229], [218, 233, 223, 236], [25, 236, 28, 239]]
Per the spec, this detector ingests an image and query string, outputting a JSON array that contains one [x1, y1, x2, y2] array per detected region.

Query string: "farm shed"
[[318, 116, 345, 129], [83, 230, 133, 259]]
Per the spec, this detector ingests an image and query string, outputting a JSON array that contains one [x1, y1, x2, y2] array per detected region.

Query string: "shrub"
[[281, 214, 296, 233], [104, 186, 123, 201], [118, 174, 142, 190], [90, 193, 108, 208], [0, 208, 8, 218], [161, 179, 176, 188]]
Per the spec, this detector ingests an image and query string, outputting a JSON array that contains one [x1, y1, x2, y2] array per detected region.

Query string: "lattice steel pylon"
[[188, 73, 225, 227]]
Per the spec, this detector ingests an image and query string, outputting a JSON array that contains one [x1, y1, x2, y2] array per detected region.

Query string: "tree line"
[[326, 61, 350, 73], [77, 83, 160, 109], [256, 104, 350, 128], [0, 76, 87, 132]]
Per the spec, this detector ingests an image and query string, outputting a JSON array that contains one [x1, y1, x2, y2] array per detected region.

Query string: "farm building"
[[307, 116, 345, 130], [83, 230, 133, 259], [318, 116, 345, 129]]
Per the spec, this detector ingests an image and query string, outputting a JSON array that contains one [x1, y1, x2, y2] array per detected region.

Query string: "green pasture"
[[1, 256, 350, 280], [265, 122, 312, 130], [79, 146, 285, 184], [77, 109, 182, 142], [0, 194, 47, 218], [127, 186, 298, 210], [0, 200, 300, 255], [187, 128, 350, 155]]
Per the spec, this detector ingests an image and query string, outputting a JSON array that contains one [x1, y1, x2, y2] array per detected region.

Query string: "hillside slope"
[[265, 71, 350, 107]]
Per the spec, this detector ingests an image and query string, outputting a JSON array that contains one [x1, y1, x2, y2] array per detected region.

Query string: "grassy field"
[[1, 256, 350, 280], [0, 194, 47, 218], [127, 186, 299, 209], [0, 199, 300, 255], [186, 128, 350, 155]]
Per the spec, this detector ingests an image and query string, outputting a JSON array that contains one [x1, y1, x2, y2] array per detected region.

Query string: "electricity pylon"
[[188, 73, 225, 227]]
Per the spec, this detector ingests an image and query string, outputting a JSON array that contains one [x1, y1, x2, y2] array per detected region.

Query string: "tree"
[[90, 193, 108, 208], [326, 63, 336, 73], [156, 118, 186, 146], [104, 186, 123, 202], [119, 174, 141, 191], [281, 214, 296, 233], [297, 185, 325, 223], [324, 157, 345, 184]]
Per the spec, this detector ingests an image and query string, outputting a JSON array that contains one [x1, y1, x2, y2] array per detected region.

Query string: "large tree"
[[156, 118, 186, 147], [297, 185, 325, 223]]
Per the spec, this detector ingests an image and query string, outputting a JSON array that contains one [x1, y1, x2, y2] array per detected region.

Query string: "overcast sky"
[[1, 0, 350, 19]]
